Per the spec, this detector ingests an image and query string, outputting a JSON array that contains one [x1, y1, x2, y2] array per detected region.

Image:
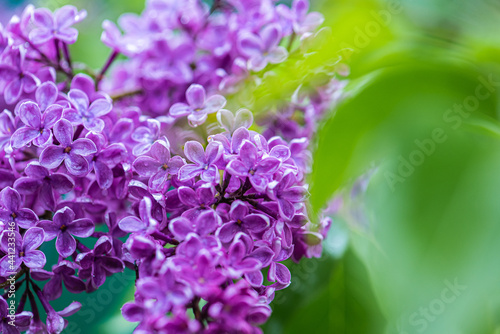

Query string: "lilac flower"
[[177, 184, 217, 220], [101, 20, 145, 57], [118, 197, 158, 234], [267, 172, 306, 220], [162, 307, 201, 333], [169, 84, 226, 127], [207, 280, 270, 333], [39, 119, 97, 176], [70, 73, 108, 102], [226, 140, 281, 192], [178, 141, 223, 183], [125, 266, 192, 317], [175, 250, 226, 298], [170, 210, 221, 241], [0, 187, 38, 229], [64, 89, 113, 133], [0, 227, 46, 276], [217, 200, 270, 243], [0, 46, 40, 105], [0, 1, 337, 331], [133, 139, 185, 191], [38, 206, 94, 258], [238, 24, 288, 72], [11, 100, 63, 148], [131, 119, 160, 156], [29, 5, 87, 45], [14, 162, 74, 211], [41, 261, 86, 300], [0, 110, 15, 151], [87, 133, 127, 189], [0, 296, 32, 334], [76, 236, 124, 290], [277, 0, 324, 35], [217, 108, 254, 133]]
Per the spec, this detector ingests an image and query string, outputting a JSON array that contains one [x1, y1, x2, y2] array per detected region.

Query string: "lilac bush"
[[0, 1, 344, 333]]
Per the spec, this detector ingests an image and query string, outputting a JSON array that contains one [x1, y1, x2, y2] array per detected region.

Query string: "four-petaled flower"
[[133, 139, 185, 191], [267, 172, 306, 220], [170, 84, 226, 127], [64, 89, 113, 133], [0, 187, 38, 229], [0, 296, 32, 334], [11, 99, 63, 148], [29, 5, 87, 45], [238, 24, 288, 72], [39, 119, 97, 176], [38, 206, 94, 258], [14, 162, 74, 211], [0, 46, 40, 105], [76, 236, 125, 291], [0, 227, 46, 276], [217, 200, 269, 243], [33, 261, 86, 300], [226, 140, 281, 192], [170, 210, 221, 241], [178, 141, 222, 183]]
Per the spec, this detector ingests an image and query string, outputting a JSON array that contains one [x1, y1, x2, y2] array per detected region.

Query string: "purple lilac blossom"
[[0, 0, 344, 332]]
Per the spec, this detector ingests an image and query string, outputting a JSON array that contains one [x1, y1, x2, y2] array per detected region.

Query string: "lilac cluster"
[[0, 1, 342, 333]]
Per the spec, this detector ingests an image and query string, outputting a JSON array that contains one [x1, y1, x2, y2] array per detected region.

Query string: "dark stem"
[[0, 267, 27, 289], [221, 173, 231, 196], [240, 177, 252, 196], [27, 289, 40, 321], [76, 239, 91, 253], [55, 39, 61, 64], [23, 37, 73, 79], [247, 199, 279, 220], [17, 284, 28, 312], [2, 278, 25, 299], [62, 43, 73, 73], [26, 273, 41, 322], [192, 297, 204, 326], [96, 50, 119, 89], [109, 88, 143, 101]]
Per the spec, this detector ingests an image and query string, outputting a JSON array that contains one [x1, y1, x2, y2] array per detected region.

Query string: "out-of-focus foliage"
[[305, 0, 500, 333]]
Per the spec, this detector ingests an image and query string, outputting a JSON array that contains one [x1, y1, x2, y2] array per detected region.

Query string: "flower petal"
[[186, 84, 206, 109], [169, 102, 191, 118], [40, 145, 65, 169], [11, 127, 40, 148], [68, 218, 94, 238], [19, 101, 41, 128], [56, 232, 76, 258], [65, 153, 89, 176], [23, 250, 46, 268], [71, 138, 97, 155], [88, 98, 112, 117], [36, 81, 58, 111], [53, 119, 74, 146]]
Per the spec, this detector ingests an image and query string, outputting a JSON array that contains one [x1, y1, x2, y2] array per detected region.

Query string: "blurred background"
[[3, 0, 500, 333]]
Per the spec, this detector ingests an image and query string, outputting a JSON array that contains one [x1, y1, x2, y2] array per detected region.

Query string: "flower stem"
[[96, 50, 119, 89], [110, 88, 143, 101]]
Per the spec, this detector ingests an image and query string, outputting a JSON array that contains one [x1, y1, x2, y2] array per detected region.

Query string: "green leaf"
[[309, 59, 498, 214]]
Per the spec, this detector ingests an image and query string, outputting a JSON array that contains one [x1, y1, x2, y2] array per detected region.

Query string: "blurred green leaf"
[[262, 250, 385, 334]]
